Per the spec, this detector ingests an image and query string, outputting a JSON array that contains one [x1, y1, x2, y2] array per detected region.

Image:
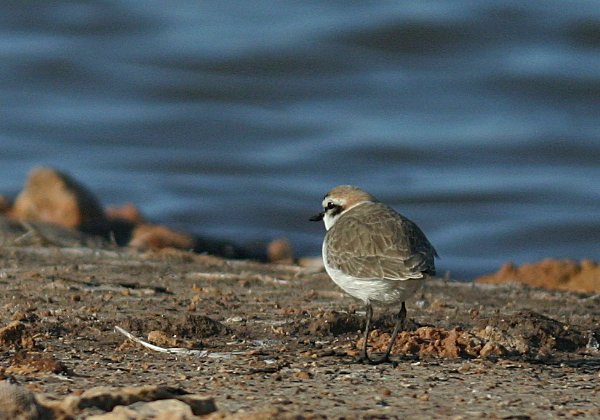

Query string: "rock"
[[0, 381, 217, 420], [587, 332, 600, 352], [75, 386, 182, 411], [297, 256, 324, 270], [294, 371, 312, 380], [147, 330, 178, 347], [36, 385, 216, 418], [479, 341, 507, 358], [7, 351, 69, 375], [0, 382, 42, 420], [362, 312, 585, 360], [267, 239, 294, 264], [476, 325, 530, 355], [72, 385, 216, 415], [0, 321, 34, 350], [5, 167, 266, 260], [214, 406, 292, 420], [103, 203, 145, 246], [177, 394, 219, 416], [475, 259, 600, 293], [11, 311, 39, 323], [389, 327, 483, 358], [129, 224, 195, 251], [11, 167, 108, 234], [438, 328, 480, 358], [87, 399, 196, 419], [105, 203, 145, 224]]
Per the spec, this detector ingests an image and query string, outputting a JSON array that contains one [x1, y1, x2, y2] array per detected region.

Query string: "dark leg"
[[357, 301, 373, 362], [370, 301, 407, 364]]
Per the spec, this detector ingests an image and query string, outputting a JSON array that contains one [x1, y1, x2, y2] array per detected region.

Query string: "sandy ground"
[[1, 219, 599, 419]]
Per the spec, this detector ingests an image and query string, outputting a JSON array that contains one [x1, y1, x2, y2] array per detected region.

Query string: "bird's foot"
[[354, 352, 396, 365], [353, 351, 371, 364], [365, 353, 392, 365]]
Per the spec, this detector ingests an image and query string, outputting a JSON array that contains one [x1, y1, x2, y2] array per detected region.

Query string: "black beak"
[[309, 211, 324, 222]]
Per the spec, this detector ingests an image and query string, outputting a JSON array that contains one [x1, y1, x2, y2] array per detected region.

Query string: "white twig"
[[114, 326, 240, 358]]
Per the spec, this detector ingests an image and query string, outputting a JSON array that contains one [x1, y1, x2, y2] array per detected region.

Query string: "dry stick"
[[114, 326, 242, 359]]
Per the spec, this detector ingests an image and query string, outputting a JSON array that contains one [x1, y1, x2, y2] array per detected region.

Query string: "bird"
[[310, 185, 438, 364]]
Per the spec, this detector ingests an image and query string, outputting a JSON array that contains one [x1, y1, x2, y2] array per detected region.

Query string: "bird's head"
[[310, 185, 376, 230]]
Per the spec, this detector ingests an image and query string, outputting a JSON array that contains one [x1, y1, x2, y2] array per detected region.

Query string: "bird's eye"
[[326, 202, 336, 210]]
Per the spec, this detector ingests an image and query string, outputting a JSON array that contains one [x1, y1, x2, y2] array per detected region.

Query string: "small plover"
[[310, 185, 438, 364]]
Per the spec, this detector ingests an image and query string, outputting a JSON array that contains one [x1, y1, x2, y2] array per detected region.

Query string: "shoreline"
[[2, 166, 598, 293], [0, 235, 599, 418], [1, 166, 599, 418]]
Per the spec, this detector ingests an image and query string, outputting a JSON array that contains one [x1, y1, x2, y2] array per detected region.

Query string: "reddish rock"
[[4, 167, 275, 260], [359, 310, 587, 360], [475, 259, 600, 293], [0, 321, 35, 350], [129, 224, 195, 251], [361, 326, 484, 359], [7, 351, 69, 375], [105, 202, 145, 224], [11, 167, 107, 233], [267, 238, 294, 264], [147, 330, 178, 348], [297, 256, 324, 270], [479, 341, 507, 358]]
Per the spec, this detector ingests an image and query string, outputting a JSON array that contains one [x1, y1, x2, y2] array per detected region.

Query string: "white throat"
[[323, 212, 337, 231]]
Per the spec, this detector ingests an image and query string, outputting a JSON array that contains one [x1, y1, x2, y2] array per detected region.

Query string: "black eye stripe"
[[325, 202, 342, 216]]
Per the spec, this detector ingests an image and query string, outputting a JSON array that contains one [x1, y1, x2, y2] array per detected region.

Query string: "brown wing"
[[325, 202, 437, 280]]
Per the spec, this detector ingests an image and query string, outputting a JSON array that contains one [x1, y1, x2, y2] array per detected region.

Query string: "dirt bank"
[[475, 259, 600, 293], [0, 219, 599, 418]]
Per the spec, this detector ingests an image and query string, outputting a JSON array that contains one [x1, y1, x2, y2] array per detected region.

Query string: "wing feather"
[[325, 202, 437, 281]]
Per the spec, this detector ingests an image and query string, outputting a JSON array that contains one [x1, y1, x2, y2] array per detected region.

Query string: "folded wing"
[[325, 202, 437, 281]]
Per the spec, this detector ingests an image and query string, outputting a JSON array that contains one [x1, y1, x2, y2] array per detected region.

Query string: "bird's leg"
[[357, 301, 374, 363], [370, 301, 407, 364]]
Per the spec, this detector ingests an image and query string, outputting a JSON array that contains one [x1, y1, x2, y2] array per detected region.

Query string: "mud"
[[477, 310, 588, 354], [0, 220, 600, 418]]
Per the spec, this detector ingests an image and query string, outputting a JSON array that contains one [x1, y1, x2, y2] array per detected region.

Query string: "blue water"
[[1, 1, 599, 279]]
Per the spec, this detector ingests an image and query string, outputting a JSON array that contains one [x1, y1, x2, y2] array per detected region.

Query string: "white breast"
[[322, 240, 422, 305]]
